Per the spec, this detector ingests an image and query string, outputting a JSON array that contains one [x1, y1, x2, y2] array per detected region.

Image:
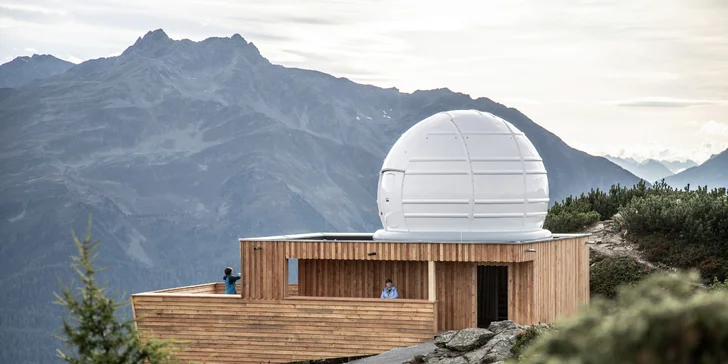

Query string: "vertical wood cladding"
[[298, 259, 428, 299], [239, 237, 589, 328]]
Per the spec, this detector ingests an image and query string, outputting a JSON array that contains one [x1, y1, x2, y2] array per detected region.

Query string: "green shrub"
[[619, 187, 728, 281], [545, 180, 657, 231], [543, 210, 600, 233], [547, 181, 728, 283], [709, 277, 728, 292], [544, 197, 600, 233], [589, 255, 657, 298], [589, 249, 606, 264], [510, 324, 556, 360], [519, 271, 728, 364]]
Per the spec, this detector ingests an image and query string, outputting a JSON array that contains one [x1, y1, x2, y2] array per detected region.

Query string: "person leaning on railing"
[[380, 278, 399, 299], [223, 267, 241, 294]]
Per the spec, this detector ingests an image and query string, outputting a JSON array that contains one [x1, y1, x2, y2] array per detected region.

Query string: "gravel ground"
[[348, 342, 436, 364]]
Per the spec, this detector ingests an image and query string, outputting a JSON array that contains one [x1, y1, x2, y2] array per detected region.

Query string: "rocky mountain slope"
[[604, 156, 674, 183], [0, 54, 74, 88], [0, 29, 641, 363], [665, 149, 728, 189]]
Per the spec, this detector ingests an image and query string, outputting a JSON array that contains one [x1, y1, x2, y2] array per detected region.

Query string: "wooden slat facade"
[[531, 237, 590, 323], [277, 240, 542, 262], [239, 237, 589, 328], [435, 262, 477, 330], [298, 260, 429, 299], [131, 294, 436, 364]]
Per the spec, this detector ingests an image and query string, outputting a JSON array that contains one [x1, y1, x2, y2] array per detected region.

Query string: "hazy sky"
[[1, 0, 727, 162]]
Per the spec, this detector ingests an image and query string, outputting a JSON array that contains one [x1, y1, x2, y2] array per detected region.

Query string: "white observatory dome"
[[373, 110, 552, 242]]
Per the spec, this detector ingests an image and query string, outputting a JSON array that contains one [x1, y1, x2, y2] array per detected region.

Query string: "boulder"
[[423, 347, 458, 364], [432, 356, 468, 364], [462, 345, 489, 363], [444, 328, 495, 352], [478, 323, 521, 363], [480, 334, 517, 363], [434, 331, 458, 348], [487, 320, 520, 335], [410, 322, 524, 364]]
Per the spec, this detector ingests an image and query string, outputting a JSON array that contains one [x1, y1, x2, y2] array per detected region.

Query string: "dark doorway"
[[477, 265, 509, 328]]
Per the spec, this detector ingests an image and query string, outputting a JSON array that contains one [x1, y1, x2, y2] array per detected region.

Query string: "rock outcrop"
[[406, 321, 523, 364], [586, 217, 673, 272]]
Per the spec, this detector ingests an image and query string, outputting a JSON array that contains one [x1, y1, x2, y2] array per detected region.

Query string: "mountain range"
[[659, 159, 698, 174], [605, 154, 727, 189], [0, 54, 74, 88], [0, 29, 645, 363], [665, 149, 728, 190], [604, 156, 676, 183]]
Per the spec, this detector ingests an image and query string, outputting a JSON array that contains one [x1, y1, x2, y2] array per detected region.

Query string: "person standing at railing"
[[223, 267, 241, 294], [380, 278, 399, 299]]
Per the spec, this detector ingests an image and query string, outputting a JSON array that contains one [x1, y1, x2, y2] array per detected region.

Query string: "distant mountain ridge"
[[659, 159, 698, 174], [604, 156, 674, 183], [665, 149, 728, 189], [0, 29, 642, 363], [0, 54, 74, 88]]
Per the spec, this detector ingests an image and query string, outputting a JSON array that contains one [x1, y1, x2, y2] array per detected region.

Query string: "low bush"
[[510, 324, 555, 360], [543, 210, 599, 233], [547, 181, 728, 283], [709, 277, 728, 292], [590, 255, 657, 298], [544, 197, 600, 233], [519, 271, 728, 364], [620, 187, 728, 281]]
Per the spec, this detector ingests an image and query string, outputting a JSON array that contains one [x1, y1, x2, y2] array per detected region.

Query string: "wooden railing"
[[144, 283, 299, 296], [131, 294, 436, 363], [151, 283, 219, 294]]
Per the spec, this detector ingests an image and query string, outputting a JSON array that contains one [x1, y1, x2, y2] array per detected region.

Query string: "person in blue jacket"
[[223, 267, 241, 294], [380, 279, 399, 299]]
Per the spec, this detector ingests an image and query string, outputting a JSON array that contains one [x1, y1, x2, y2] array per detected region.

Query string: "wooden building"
[[131, 233, 589, 363], [130, 111, 591, 363]]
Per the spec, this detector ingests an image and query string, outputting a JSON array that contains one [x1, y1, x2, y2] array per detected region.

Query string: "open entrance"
[[477, 265, 508, 328]]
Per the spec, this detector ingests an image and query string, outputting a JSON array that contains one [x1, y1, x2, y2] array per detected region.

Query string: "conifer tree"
[[54, 216, 177, 363]]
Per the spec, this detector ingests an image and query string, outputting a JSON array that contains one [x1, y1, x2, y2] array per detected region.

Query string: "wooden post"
[[240, 241, 245, 299], [428, 261, 437, 302], [432, 300, 439, 336], [283, 257, 289, 298]]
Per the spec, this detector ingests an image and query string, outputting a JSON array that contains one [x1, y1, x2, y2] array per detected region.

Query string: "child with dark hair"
[[223, 267, 241, 294], [380, 278, 399, 299]]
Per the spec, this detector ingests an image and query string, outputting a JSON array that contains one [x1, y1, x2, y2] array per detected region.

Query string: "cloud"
[[603, 97, 727, 108], [63, 55, 82, 64], [596, 137, 728, 164], [0, 3, 67, 16], [0, 4, 67, 23], [501, 98, 544, 106], [699, 120, 728, 136], [271, 15, 344, 26], [23, 47, 38, 53]]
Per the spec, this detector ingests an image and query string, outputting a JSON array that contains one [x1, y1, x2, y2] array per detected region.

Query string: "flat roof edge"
[[552, 233, 592, 238], [239, 232, 591, 243], [240, 232, 375, 241]]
